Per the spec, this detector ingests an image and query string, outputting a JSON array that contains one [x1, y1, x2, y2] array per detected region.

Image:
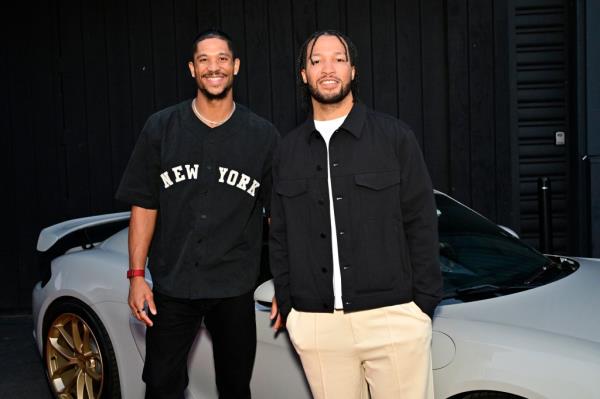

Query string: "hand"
[[270, 296, 284, 331], [128, 277, 157, 327]]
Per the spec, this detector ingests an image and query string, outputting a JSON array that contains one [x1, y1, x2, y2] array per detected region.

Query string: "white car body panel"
[[33, 210, 600, 399]]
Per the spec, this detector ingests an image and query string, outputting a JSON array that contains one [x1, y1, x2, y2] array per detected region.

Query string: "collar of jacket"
[[301, 101, 367, 143]]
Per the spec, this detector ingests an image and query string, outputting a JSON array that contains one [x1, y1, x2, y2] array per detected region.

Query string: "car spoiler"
[[37, 212, 131, 252]]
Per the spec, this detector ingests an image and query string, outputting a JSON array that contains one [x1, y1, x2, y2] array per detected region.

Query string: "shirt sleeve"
[[397, 127, 443, 319], [115, 117, 161, 209], [259, 126, 281, 217], [268, 144, 292, 322]]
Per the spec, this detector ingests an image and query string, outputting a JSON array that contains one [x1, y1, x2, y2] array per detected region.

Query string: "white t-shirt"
[[314, 115, 348, 309]]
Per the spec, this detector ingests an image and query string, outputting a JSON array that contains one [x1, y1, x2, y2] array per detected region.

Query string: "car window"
[[435, 193, 548, 294]]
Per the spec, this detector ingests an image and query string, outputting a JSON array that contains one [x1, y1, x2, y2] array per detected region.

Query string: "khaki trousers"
[[286, 302, 434, 399]]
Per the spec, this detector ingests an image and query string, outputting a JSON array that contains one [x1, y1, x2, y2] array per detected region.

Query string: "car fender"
[[433, 316, 600, 399]]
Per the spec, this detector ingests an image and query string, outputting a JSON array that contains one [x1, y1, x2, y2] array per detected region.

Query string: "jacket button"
[[344, 301, 351, 306], [316, 165, 323, 171], [321, 267, 327, 273], [335, 196, 343, 201], [343, 265, 350, 270], [339, 231, 345, 236], [322, 303, 328, 309], [197, 239, 202, 243], [332, 161, 340, 167], [194, 262, 199, 267], [320, 232, 327, 238], [318, 199, 325, 205], [200, 214, 207, 219]]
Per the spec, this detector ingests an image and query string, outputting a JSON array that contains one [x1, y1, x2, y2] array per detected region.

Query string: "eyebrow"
[[310, 51, 347, 57], [196, 51, 231, 58]]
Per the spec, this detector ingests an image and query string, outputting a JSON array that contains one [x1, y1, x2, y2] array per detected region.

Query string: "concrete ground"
[[0, 314, 53, 398]]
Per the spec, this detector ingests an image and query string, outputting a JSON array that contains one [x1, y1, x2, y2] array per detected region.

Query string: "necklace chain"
[[192, 99, 236, 127]]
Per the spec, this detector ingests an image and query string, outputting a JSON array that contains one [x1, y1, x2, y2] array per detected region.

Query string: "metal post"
[[537, 177, 553, 253]]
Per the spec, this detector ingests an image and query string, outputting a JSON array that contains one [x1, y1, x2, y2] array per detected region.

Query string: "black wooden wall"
[[0, 0, 551, 310]]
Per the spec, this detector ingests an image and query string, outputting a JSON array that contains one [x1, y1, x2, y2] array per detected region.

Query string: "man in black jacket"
[[269, 30, 442, 399]]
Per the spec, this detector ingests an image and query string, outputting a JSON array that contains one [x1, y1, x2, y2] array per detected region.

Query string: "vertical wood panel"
[[9, 8, 40, 308], [174, 0, 198, 101], [244, 0, 272, 120], [32, 0, 64, 229], [82, 0, 114, 214], [268, 0, 297, 133], [105, 0, 134, 194], [493, 0, 516, 228], [469, 0, 496, 218], [197, 0, 220, 30], [128, 0, 155, 139], [346, 0, 373, 107], [221, 0, 248, 104], [371, 0, 398, 116], [395, 0, 424, 143], [152, 0, 178, 110], [316, 0, 344, 31], [420, 0, 449, 192], [292, 0, 317, 123], [1, 4, 20, 310], [447, 0, 472, 203], [58, 0, 91, 217]]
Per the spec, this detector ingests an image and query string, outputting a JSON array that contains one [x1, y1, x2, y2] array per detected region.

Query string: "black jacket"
[[269, 102, 442, 321]]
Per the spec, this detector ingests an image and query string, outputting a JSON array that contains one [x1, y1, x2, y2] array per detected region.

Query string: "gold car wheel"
[[45, 313, 104, 399]]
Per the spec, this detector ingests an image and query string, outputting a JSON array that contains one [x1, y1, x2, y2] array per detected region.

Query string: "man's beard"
[[308, 81, 352, 104], [198, 76, 233, 100]]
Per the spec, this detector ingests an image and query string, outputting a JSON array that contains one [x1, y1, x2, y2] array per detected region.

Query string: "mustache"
[[201, 72, 227, 78]]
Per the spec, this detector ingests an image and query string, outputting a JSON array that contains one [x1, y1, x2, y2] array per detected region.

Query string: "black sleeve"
[[268, 145, 292, 322], [115, 117, 161, 209], [398, 128, 443, 319], [259, 126, 281, 217]]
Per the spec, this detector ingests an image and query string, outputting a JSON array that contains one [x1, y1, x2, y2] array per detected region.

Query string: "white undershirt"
[[314, 115, 348, 309]]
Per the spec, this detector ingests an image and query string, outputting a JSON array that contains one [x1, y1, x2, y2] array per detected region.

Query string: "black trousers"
[[142, 290, 257, 399]]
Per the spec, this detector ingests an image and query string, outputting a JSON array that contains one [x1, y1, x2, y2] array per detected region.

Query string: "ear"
[[301, 69, 307, 84], [234, 58, 240, 76], [351, 66, 355, 81], [188, 61, 196, 78]]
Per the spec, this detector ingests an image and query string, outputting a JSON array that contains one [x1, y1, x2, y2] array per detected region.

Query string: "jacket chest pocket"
[[276, 179, 310, 214], [354, 170, 402, 220]]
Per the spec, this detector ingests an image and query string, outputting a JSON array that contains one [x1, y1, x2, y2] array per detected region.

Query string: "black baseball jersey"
[[116, 99, 279, 299]]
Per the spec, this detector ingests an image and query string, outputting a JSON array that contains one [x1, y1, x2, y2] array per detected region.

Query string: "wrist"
[[126, 269, 145, 279]]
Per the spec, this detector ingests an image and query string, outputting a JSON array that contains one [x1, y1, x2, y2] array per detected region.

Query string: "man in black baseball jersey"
[[116, 29, 279, 399], [269, 30, 442, 398]]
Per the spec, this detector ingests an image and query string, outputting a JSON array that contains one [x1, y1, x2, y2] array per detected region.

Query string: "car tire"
[[463, 392, 523, 399], [43, 299, 121, 399]]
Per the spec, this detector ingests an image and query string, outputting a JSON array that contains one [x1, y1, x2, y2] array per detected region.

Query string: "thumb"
[[270, 297, 278, 319], [147, 297, 157, 315]]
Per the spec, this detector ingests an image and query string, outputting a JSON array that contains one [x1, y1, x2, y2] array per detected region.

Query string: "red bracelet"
[[127, 269, 145, 279]]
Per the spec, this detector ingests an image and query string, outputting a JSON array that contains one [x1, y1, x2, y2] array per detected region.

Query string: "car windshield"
[[436, 193, 549, 296]]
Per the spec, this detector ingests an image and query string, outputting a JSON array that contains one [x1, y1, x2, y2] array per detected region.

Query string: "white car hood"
[[435, 257, 600, 345]]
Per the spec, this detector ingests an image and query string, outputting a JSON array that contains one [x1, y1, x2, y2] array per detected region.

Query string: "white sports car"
[[32, 192, 600, 399]]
